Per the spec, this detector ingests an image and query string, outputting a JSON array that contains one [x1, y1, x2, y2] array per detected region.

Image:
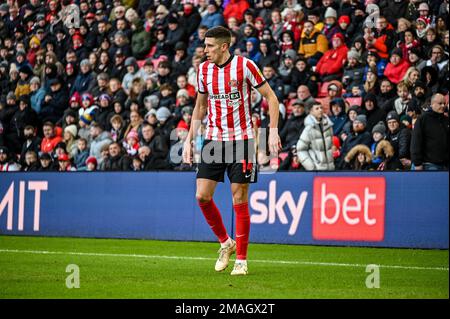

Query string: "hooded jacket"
[[131, 20, 152, 60], [297, 114, 335, 170], [375, 139, 403, 170], [246, 37, 262, 64], [298, 28, 328, 60], [343, 144, 372, 170], [316, 34, 348, 77], [362, 93, 386, 133]]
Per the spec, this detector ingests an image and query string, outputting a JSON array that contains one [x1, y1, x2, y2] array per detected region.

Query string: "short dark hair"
[[205, 26, 231, 46]]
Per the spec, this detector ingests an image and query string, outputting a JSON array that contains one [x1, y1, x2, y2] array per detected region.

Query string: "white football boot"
[[215, 238, 236, 271], [230, 260, 248, 276]]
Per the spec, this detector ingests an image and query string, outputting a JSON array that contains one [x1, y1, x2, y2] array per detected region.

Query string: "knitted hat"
[[30, 76, 41, 85], [354, 114, 367, 126], [126, 130, 139, 141], [80, 59, 90, 68], [386, 111, 400, 122], [80, 106, 97, 125], [338, 15, 350, 25], [29, 36, 41, 47], [86, 156, 97, 167], [64, 124, 78, 138], [347, 49, 361, 61], [176, 120, 189, 131], [181, 106, 193, 115], [372, 121, 386, 135], [156, 107, 171, 122], [58, 153, 70, 162], [125, 57, 137, 67], [325, 7, 337, 19], [418, 2, 429, 11], [176, 89, 189, 98]]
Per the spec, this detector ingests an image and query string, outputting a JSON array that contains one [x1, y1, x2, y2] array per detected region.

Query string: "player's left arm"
[[256, 82, 282, 155]]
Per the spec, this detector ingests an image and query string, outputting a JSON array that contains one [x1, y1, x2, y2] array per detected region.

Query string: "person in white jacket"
[[297, 101, 335, 170]]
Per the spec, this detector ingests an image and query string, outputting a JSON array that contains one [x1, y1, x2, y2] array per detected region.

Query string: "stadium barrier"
[[0, 172, 448, 249]]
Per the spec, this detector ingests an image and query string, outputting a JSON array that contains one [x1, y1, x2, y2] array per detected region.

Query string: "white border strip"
[[0, 249, 448, 272]]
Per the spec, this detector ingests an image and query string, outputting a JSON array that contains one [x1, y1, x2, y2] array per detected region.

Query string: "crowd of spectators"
[[0, 0, 448, 172]]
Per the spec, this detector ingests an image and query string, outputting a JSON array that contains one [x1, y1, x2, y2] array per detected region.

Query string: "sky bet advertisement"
[[0, 172, 448, 249]]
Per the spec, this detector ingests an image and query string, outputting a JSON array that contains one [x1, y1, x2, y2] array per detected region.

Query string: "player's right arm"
[[182, 92, 208, 164]]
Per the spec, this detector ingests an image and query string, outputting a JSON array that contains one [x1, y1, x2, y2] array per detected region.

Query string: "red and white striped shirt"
[[197, 55, 266, 141]]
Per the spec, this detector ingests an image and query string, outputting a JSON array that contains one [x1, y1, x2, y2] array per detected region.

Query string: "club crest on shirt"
[[229, 79, 239, 89]]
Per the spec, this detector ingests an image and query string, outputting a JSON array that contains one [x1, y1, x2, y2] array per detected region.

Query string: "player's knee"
[[232, 191, 248, 204], [196, 193, 212, 203]]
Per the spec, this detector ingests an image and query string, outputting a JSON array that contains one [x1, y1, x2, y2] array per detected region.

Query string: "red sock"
[[234, 202, 250, 260], [198, 200, 229, 243]]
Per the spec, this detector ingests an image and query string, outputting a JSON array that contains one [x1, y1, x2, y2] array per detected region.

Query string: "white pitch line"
[[0, 249, 448, 272]]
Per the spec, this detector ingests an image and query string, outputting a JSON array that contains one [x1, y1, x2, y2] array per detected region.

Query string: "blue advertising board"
[[0, 172, 448, 249]]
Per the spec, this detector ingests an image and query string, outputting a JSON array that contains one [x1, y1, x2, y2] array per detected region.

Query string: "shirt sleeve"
[[245, 58, 266, 89], [197, 62, 206, 94]]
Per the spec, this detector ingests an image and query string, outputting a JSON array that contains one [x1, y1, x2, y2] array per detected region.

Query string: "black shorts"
[[196, 139, 258, 184]]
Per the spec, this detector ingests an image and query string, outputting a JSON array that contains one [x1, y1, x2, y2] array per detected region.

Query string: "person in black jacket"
[[338, 114, 372, 168], [385, 111, 412, 169], [411, 93, 449, 170], [362, 93, 386, 133], [103, 142, 131, 171], [40, 77, 69, 124], [279, 100, 306, 151], [7, 95, 39, 154], [20, 125, 42, 167]]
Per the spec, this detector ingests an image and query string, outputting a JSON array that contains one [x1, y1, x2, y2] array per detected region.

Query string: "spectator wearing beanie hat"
[[385, 110, 412, 169], [316, 32, 349, 82], [338, 114, 372, 168], [323, 7, 339, 43], [85, 156, 98, 171], [343, 49, 364, 90], [123, 130, 140, 156], [371, 121, 387, 165], [63, 124, 79, 158], [30, 76, 46, 114], [384, 48, 411, 84], [70, 59, 95, 96]]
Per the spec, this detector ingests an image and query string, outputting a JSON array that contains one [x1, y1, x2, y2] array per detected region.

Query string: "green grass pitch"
[[0, 235, 448, 299]]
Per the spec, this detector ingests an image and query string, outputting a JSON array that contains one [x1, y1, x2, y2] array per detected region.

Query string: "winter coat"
[[374, 140, 403, 170], [103, 154, 131, 171], [298, 29, 328, 60], [74, 149, 90, 170], [386, 126, 411, 160], [223, 0, 250, 23], [280, 113, 306, 150], [343, 144, 373, 170], [201, 12, 225, 29], [40, 87, 69, 124], [383, 60, 410, 84], [339, 129, 372, 168], [30, 88, 45, 114], [132, 21, 152, 60], [411, 111, 449, 166], [70, 71, 96, 96], [343, 64, 365, 90], [297, 114, 335, 170], [89, 131, 113, 160], [329, 109, 347, 136], [316, 43, 348, 77]]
